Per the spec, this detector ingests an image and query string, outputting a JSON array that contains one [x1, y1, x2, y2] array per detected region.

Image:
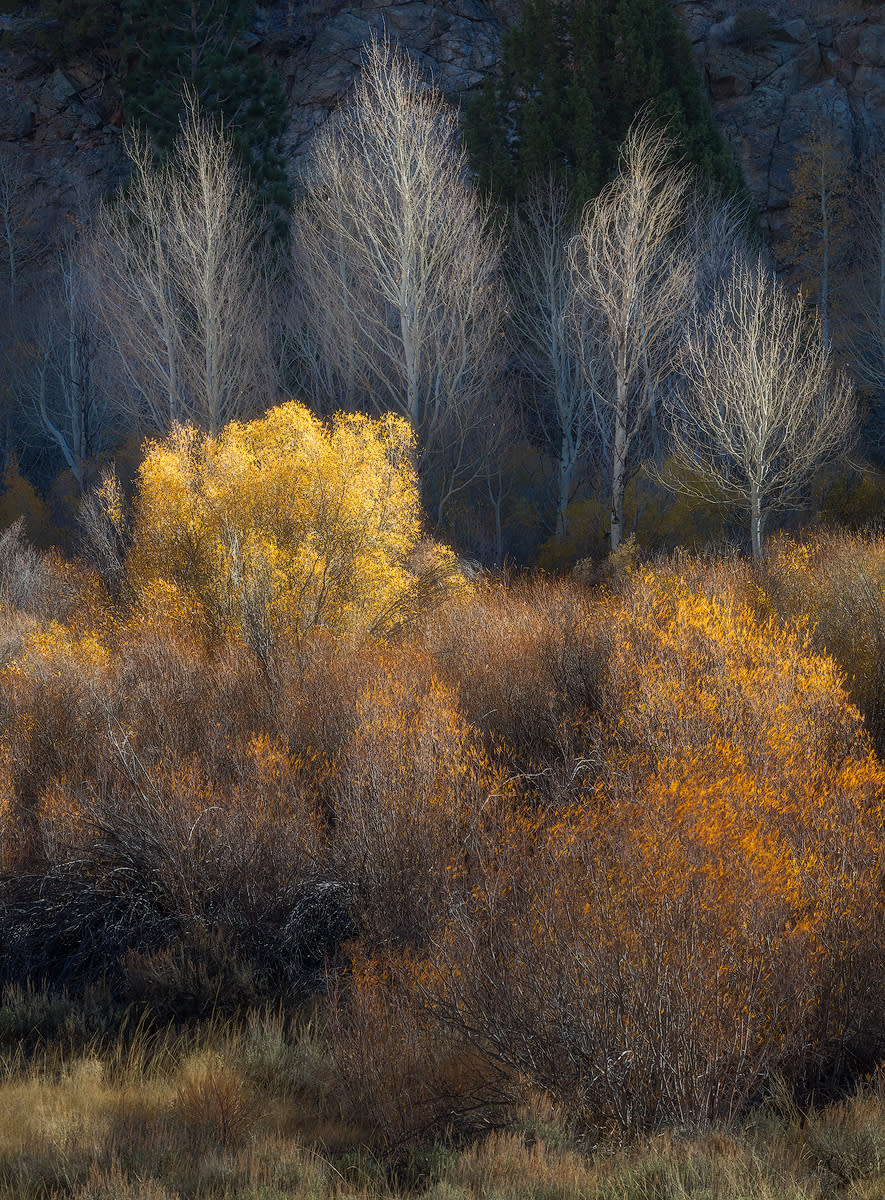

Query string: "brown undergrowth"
[[2, 518, 885, 1165]]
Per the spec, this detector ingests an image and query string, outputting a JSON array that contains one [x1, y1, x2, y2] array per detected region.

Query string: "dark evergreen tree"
[[120, 0, 291, 237], [465, 0, 745, 210]]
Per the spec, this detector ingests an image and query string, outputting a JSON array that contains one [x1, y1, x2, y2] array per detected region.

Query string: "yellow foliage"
[[129, 402, 461, 645], [606, 566, 860, 779], [0, 458, 55, 548]]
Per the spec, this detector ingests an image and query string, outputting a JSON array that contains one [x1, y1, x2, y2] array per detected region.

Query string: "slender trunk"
[[610, 360, 628, 553], [67, 314, 86, 489], [750, 481, 763, 563], [4, 213, 15, 310], [487, 470, 504, 567], [556, 424, 573, 539], [820, 148, 830, 350], [879, 187, 885, 320], [205, 267, 220, 434]]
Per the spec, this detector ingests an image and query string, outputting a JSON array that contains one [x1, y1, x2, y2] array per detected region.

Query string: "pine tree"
[[120, 0, 291, 237], [465, 0, 745, 210]]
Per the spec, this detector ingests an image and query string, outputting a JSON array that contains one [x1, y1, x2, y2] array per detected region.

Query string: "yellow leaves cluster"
[[608, 567, 860, 778], [129, 401, 461, 647], [1, 622, 111, 713]]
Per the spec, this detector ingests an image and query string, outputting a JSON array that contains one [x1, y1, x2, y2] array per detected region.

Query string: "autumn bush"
[[3, 444, 885, 1147], [763, 529, 885, 754], [329, 563, 885, 1136], [127, 401, 463, 659]]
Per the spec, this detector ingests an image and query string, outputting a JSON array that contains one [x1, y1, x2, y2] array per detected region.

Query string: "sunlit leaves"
[[129, 401, 459, 647]]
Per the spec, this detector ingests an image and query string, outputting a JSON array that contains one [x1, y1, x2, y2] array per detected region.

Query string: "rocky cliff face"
[[680, 2, 885, 253], [1, 2, 884, 262], [252, 0, 507, 170], [0, 27, 126, 241]]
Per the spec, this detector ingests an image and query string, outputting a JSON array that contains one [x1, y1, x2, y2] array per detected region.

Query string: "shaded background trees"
[[0, 5, 877, 564], [569, 121, 695, 552], [508, 179, 596, 543]]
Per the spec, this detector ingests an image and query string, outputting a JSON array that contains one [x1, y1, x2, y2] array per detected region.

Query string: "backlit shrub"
[[127, 402, 463, 652], [338, 565, 885, 1133]]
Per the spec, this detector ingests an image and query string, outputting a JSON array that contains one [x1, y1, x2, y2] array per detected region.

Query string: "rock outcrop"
[[253, 0, 507, 171], [2, 1, 885, 266], [680, 2, 885, 256], [0, 33, 126, 245]]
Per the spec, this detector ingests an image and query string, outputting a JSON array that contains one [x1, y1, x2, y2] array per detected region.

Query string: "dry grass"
[[5, 1018, 885, 1198], [0, 1011, 370, 1199]]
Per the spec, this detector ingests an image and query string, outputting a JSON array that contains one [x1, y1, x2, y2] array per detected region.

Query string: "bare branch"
[[92, 95, 276, 437], [667, 256, 855, 560], [569, 117, 694, 551], [291, 35, 505, 525]]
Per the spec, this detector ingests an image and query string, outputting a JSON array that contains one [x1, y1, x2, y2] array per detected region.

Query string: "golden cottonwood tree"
[[128, 401, 459, 657]]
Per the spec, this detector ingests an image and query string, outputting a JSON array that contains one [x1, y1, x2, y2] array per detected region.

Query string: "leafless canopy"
[[510, 177, 595, 539], [15, 238, 112, 491], [569, 118, 694, 551], [668, 256, 855, 560], [92, 96, 275, 437], [292, 35, 505, 524]]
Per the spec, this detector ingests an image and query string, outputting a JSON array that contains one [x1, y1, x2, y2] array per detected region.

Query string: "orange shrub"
[[763, 530, 885, 753], [336, 565, 885, 1134], [418, 578, 604, 792], [332, 671, 505, 948], [602, 566, 860, 780]]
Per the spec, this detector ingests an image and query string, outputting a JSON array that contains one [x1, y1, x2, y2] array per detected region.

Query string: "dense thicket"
[[2, 518, 885, 1141]]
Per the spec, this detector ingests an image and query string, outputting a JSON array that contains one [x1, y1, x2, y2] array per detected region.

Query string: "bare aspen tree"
[[93, 96, 275, 436], [687, 189, 754, 311], [667, 256, 855, 561], [569, 119, 694, 551], [785, 127, 851, 352], [292, 35, 504, 525], [510, 178, 598, 539], [15, 241, 112, 490]]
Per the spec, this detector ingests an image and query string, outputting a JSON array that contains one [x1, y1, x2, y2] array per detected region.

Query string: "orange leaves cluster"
[[3, 516, 885, 1138]]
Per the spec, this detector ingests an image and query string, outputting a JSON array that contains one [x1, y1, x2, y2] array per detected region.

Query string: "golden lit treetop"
[[128, 401, 458, 651]]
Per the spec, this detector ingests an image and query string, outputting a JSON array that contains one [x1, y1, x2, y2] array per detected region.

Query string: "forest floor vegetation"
[[4, 489, 885, 1193]]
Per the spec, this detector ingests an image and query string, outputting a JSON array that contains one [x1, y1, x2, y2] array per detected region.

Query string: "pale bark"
[[0, 147, 46, 309], [15, 243, 112, 490], [93, 97, 275, 437], [667, 256, 855, 562], [569, 119, 693, 551], [291, 35, 505, 524]]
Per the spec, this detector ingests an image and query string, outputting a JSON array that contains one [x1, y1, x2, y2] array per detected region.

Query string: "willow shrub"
[[128, 401, 462, 655]]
